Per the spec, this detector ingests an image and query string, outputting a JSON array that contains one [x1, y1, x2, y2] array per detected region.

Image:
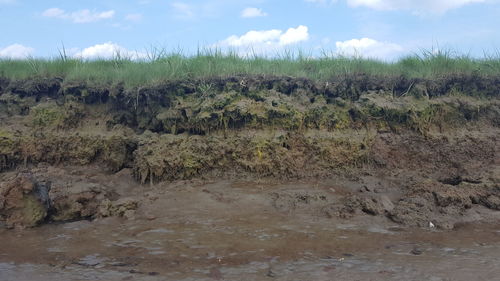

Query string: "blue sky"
[[1, 0, 499, 60]]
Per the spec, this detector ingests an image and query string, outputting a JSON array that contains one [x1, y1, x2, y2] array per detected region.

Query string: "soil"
[[0, 75, 499, 280]]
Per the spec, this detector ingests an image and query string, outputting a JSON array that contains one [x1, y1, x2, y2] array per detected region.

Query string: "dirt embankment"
[[0, 74, 499, 229]]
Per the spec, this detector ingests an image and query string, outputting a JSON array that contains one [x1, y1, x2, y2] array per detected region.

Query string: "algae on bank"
[[0, 74, 498, 180]]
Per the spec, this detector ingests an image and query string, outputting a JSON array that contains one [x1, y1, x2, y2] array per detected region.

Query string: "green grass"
[[1, 49, 499, 88]]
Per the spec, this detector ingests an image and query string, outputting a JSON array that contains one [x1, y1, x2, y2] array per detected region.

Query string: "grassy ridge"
[[1, 50, 500, 88]]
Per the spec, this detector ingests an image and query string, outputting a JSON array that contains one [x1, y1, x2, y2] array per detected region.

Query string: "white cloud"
[[222, 29, 282, 47], [0, 44, 34, 59], [335, 38, 404, 59], [241, 7, 267, 18], [215, 25, 309, 56], [73, 42, 146, 60], [280, 25, 309, 45], [346, 0, 487, 13], [42, 8, 115, 23], [171, 2, 195, 19], [125, 13, 143, 22]]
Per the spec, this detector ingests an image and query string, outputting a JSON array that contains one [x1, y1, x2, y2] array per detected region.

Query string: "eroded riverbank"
[[1, 75, 499, 280]]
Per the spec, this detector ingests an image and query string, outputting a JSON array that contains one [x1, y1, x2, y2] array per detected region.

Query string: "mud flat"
[[0, 74, 499, 280]]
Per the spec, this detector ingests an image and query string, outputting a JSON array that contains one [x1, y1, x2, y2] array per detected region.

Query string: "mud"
[[0, 169, 499, 280], [0, 75, 499, 279]]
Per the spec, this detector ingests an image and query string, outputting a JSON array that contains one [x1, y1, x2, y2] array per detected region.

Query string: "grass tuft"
[[1, 49, 499, 88]]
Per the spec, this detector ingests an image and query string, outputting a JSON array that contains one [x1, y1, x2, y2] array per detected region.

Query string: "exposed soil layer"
[[1, 75, 499, 229], [1, 75, 498, 167], [1, 74, 499, 134]]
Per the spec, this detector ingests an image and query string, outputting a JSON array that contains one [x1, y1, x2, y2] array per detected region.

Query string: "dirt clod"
[[0, 173, 50, 228], [98, 197, 139, 218], [49, 182, 109, 221]]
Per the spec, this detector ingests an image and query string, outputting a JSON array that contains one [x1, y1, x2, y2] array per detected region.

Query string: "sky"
[[1, 0, 500, 60]]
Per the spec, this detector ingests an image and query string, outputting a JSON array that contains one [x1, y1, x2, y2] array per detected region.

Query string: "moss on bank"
[[133, 132, 367, 183], [0, 133, 136, 173], [0, 74, 498, 181]]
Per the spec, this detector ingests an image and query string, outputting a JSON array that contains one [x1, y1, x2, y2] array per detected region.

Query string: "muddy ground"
[[0, 75, 499, 280], [1, 166, 499, 281]]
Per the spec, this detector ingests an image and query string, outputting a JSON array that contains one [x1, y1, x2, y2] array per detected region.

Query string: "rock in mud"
[[483, 195, 500, 210], [49, 182, 110, 221], [361, 195, 395, 215], [388, 194, 438, 228], [1, 172, 124, 227], [433, 189, 473, 209], [98, 197, 139, 219], [0, 173, 50, 228], [378, 195, 395, 212], [389, 180, 500, 229], [330, 195, 395, 218], [410, 247, 423, 255]]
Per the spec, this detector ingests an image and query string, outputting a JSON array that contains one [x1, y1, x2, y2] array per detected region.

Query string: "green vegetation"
[[1, 49, 499, 88]]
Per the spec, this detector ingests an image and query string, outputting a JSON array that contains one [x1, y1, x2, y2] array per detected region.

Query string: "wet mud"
[[1, 173, 499, 281]]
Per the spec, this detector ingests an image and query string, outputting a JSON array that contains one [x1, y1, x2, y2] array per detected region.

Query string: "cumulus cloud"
[[241, 7, 267, 18], [42, 8, 115, 23], [73, 42, 146, 60], [335, 38, 404, 59], [0, 44, 34, 59], [346, 0, 487, 13], [280, 25, 309, 45], [215, 25, 309, 56], [221, 29, 281, 47]]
